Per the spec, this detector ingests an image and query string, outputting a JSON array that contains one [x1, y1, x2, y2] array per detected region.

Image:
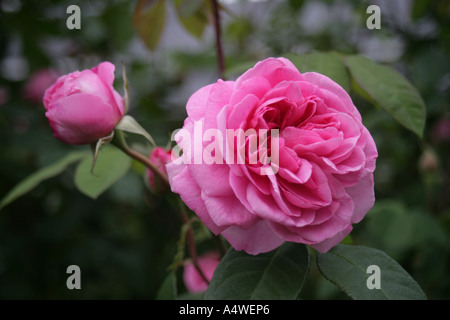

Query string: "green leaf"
[[74, 145, 132, 199], [205, 242, 310, 300], [411, 0, 432, 21], [174, 0, 209, 39], [0, 151, 88, 210], [344, 55, 426, 138], [366, 200, 416, 257], [133, 0, 166, 50], [156, 272, 177, 300], [317, 244, 427, 300], [115, 115, 156, 148], [286, 51, 351, 92], [91, 131, 115, 172], [340, 234, 353, 245], [366, 200, 447, 259]]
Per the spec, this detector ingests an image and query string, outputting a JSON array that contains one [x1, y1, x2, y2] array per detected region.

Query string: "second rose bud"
[[147, 147, 173, 192]]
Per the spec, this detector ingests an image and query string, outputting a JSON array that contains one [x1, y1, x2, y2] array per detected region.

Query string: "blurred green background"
[[0, 0, 449, 299]]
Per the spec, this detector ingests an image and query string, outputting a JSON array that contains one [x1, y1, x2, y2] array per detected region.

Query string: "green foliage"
[[365, 200, 446, 259], [174, 0, 210, 39], [74, 145, 132, 199], [286, 51, 427, 139], [133, 0, 167, 50], [156, 272, 178, 300], [205, 243, 310, 300], [286, 51, 351, 92], [345, 55, 427, 139], [133, 0, 211, 51], [317, 244, 427, 300], [115, 116, 157, 148], [0, 151, 87, 210]]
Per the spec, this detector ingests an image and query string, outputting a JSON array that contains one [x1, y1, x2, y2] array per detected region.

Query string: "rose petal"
[[202, 192, 258, 228], [221, 220, 285, 255], [346, 173, 375, 224], [45, 93, 115, 144], [166, 163, 224, 235], [303, 72, 362, 121], [92, 61, 115, 86], [229, 77, 271, 107], [203, 80, 234, 130], [186, 84, 214, 121], [310, 225, 353, 253]]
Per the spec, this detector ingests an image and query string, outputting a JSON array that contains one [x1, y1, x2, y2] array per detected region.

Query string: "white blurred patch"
[[1, 0, 21, 13], [357, 36, 405, 63], [299, 1, 331, 35]]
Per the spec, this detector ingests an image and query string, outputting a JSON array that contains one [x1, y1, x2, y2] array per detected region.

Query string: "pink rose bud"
[[24, 68, 60, 104], [167, 57, 378, 255], [43, 62, 124, 145], [147, 147, 172, 190], [432, 116, 450, 142], [183, 252, 220, 293]]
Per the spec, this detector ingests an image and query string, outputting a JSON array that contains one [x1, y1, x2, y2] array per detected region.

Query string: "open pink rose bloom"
[[167, 57, 378, 254], [43, 62, 124, 145]]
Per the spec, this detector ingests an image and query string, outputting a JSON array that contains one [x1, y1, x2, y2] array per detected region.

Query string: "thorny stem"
[[178, 200, 210, 285], [212, 0, 225, 80], [114, 130, 209, 284], [112, 130, 170, 187]]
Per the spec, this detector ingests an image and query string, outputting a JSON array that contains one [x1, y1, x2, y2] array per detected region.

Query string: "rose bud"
[[432, 115, 450, 143], [43, 62, 124, 145], [183, 252, 220, 293], [24, 68, 59, 104], [147, 147, 172, 191]]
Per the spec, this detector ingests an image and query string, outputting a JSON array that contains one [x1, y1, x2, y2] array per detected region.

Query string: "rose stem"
[[178, 200, 210, 285], [113, 130, 170, 187], [212, 0, 225, 80], [114, 130, 209, 283]]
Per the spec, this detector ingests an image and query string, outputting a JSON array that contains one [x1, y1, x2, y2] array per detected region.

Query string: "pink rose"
[[147, 147, 172, 189], [43, 62, 124, 145], [183, 252, 220, 293], [432, 115, 450, 142], [167, 57, 377, 254], [24, 68, 59, 104]]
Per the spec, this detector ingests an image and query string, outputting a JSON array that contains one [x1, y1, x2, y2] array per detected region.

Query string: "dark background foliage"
[[0, 0, 449, 299]]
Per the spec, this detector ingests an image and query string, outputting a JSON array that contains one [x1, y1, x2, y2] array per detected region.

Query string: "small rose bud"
[[43, 62, 124, 145], [147, 147, 172, 191], [24, 68, 59, 104], [183, 252, 220, 293], [432, 115, 450, 143]]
